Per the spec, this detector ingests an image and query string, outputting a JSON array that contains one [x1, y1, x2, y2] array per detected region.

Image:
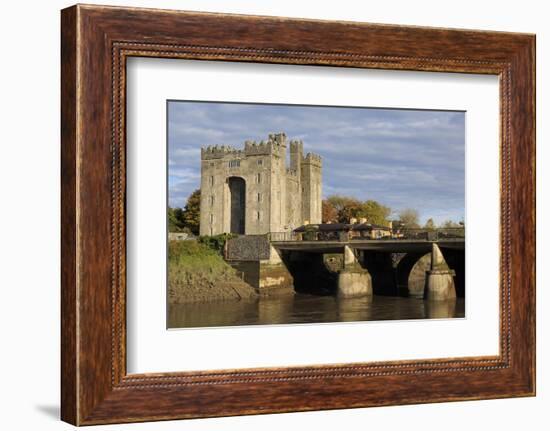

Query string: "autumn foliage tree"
[[442, 219, 461, 228], [336, 198, 362, 223], [361, 200, 392, 225], [424, 218, 436, 230], [321, 200, 338, 223], [325, 195, 391, 225], [398, 208, 420, 228]]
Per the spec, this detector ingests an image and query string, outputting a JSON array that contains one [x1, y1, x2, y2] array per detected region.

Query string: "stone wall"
[[225, 235, 271, 261], [227, 261, 261, 289]]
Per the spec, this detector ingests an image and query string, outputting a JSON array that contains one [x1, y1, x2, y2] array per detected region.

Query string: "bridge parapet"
[[399, 228, 465, 241], [267, 232, 297, 242], [267, 227, 465, 243], [225, 235, 270, 261]]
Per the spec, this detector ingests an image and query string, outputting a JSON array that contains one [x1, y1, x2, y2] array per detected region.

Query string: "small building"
[[294, 223, 351, 241], [350, 223, 392, 239]]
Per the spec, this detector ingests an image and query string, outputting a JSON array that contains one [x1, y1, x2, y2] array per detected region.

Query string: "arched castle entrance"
[[228, 177, 246, 234]]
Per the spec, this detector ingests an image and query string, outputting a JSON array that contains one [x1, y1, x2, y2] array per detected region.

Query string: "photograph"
[[167, 101, 466, 329]]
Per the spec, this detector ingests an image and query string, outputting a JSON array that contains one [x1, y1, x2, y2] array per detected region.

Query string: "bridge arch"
[[395, 248, 465, 298], [395, 252, 431, 298]]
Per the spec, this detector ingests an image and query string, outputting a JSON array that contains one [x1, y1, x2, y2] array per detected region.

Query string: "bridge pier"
[[257, 245, 295, 296], [225, 237, 294, 296], [425, 243, 456, 301], [337, 246, 373, 299]]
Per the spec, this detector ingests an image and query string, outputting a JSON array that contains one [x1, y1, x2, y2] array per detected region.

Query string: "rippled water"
[[168, 294, 465, 329]]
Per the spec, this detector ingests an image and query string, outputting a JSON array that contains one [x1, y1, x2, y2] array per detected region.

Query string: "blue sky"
[[168, 101, 465, 225]]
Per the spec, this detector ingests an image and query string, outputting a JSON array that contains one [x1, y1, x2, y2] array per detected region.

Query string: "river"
[[168, 294, 465, 329]]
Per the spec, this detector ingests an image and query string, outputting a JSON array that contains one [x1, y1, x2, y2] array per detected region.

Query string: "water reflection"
[[168, 294, 465, 329]]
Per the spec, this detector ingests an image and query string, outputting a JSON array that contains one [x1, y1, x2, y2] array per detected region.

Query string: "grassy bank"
[[168, 240, 257, 304]]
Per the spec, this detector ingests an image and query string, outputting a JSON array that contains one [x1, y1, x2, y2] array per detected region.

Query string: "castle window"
[[257, 193, 261, 202], [210, 195, 214, 206], [209, 214, 214, 224], [257, 173, 261, 184], [210, 176, 214, 186], [257, 159, 263, 166], [229, 159, 240, 168], [257, 211, 261, 221]]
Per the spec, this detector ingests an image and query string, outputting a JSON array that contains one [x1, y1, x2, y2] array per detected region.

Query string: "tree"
[[398, 208, 420, 228], [322, 200, 338, 223], [360, 200, 391, 225], [442, 219, 460, 228], [326, 195, 359, 214], [167, 207, 183, 232], [182, 189, 201, 235], [337, 199, 363, 223], [173, 207, 184, 223], [424, 218, 436, 230], [325, 195, 391, 225]]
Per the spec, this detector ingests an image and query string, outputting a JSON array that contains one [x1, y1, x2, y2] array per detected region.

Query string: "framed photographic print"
[[61, 4, 535, 425]]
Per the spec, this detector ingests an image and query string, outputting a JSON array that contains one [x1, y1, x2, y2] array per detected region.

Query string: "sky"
[[168, 101, 465, 225]]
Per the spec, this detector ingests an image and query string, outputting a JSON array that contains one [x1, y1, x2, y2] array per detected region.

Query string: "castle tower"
[[199, 133, 321, 236], [289, 140, 303, 177], [301, 153, 322, 225]]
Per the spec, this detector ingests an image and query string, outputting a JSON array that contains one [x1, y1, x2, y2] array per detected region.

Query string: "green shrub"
[[168, 240, 230, 279], [198, 233, 238, 254]]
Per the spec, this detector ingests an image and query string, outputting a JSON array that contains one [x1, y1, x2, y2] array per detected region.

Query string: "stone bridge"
[[225, 235, 464, 301]]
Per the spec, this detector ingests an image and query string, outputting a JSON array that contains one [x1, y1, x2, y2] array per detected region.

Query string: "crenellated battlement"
[[303, 152, 322, 167], [244, 140, 279, 156], [200, 134, 322, 166], [201, 133, 289, 159], [268, 132, 287, 146], [243, 132, 287, 156], [201, 145, 243, 160], [289, 139, 303, 153]]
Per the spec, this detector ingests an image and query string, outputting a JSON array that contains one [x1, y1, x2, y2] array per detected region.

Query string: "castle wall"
[[199, 159, 226, 236], [243, 152, 273, 235], [269, 154, 286, 232], [285, 173, 302, 231]]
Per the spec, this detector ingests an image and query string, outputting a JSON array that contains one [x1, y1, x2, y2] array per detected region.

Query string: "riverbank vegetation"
[[168, 239, 257, 304]]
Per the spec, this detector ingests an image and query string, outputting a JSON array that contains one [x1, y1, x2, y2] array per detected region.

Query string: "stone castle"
[[199, 132, 322, 236]]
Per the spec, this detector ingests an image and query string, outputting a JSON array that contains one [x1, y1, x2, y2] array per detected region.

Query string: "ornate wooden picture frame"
[[61, 4, 535, 425]]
